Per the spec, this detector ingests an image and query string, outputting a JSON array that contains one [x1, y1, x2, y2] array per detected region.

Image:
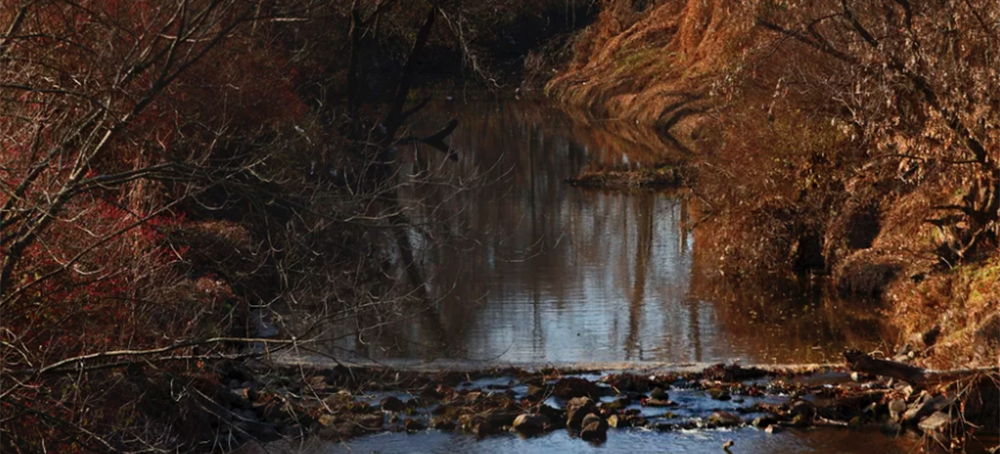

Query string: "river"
[[305, 96, 931, 453], [324, 96, 888, 367]]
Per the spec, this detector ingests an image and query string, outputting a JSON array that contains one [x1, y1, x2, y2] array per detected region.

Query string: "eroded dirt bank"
[[543, 0, 999, 372]]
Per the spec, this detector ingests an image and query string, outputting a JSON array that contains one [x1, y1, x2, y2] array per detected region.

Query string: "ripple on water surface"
[[321, 427, 921, 454], [324, 97, 890, 367]]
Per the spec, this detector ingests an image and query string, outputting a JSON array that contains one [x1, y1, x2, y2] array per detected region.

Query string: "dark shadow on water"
[[323, 97, 891, 366]]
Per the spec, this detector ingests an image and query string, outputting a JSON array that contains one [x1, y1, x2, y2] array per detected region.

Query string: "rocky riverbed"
[[218, 361, 997, 453]]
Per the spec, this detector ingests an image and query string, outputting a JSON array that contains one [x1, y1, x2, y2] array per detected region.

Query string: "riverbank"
[[544, 0, 999, 374]]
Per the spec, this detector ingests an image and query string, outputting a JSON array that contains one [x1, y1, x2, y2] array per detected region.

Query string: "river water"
[[309, 97, 931, 453], [326, 97, 888, 367]]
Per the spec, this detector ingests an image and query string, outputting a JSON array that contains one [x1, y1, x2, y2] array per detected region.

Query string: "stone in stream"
[[431, 416, 456, 431], [722, 439, 735, 450], [580, 413, 609, 442], [403, 418, 426, 432], [644, 396, 675, 407], [918, 411, 953, 445], [606, 414, 621, 428], [512, 413, 550, 435], [485, 409, 520, 428], [650, 387, 669, 400], [472, 417, 498, 438], [902, 394, 952, 424], [566, 397, 597, 429], [764, 424, 783, 434], [888, 398, 907, 421], [623, 411, 649, 428], [791, 414, 811, 427], [604, 374, 652, 393], [790, 400, 816, 420], [708, 411, 742, 428], [553, 377, 602, 399], [707, 387, 731, 401], [918, 411, 952, 433], [600, 397, 628, 413], [380, 396, 406, 412], [538, 404, 566, 429], [752, 415, 778, 428], [527, 383, 548, 398], [461, 415, 499, 438]]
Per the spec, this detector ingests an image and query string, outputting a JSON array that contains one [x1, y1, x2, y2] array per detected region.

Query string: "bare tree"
[[755, 0, 999, 263]]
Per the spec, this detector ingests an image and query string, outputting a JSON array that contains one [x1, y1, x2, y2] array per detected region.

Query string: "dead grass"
[[888, 258, 1000, 370], [547, 0, 999, 369]]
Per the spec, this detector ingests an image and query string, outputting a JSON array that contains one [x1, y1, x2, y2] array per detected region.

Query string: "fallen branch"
[[844, 349, 998, 386], [9, 337, 301, 376]]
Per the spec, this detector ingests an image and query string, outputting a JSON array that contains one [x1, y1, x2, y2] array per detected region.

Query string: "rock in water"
[[790, 400, 816, 420], [644, 397, 675, 407], [606, 414, 621, 428], [918, 411, 952, 433], [553, 377, 601, 399], [708, 388, 732, 401], [471, 417, 497, 438], [403, 418, 425, 432], [708, 411, 742, 427], [888, 398, 907, 421], [752, 415, 777, 427], [903, 394, 952, 424], [580, 413, 608, 442], [722, 439, 735, 450], [431, 416, 456, 431], [538, 404, 566, 428], [650, 387, 669, 400], [380, 396, 405, 412], [566, 397, 597, 429], [512, 413, 550, 435]]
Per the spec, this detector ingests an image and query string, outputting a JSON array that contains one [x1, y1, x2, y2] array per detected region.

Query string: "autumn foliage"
[[549, 0, 998, 368], [1, 0, 315, 451]]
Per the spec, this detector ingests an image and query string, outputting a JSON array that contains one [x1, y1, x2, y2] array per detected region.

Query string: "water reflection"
[[318, 427, 925, 454], [327, 98, 886, 365]]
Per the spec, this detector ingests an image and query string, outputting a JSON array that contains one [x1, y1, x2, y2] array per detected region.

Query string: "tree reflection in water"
[[324, 97, 889, 365]]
